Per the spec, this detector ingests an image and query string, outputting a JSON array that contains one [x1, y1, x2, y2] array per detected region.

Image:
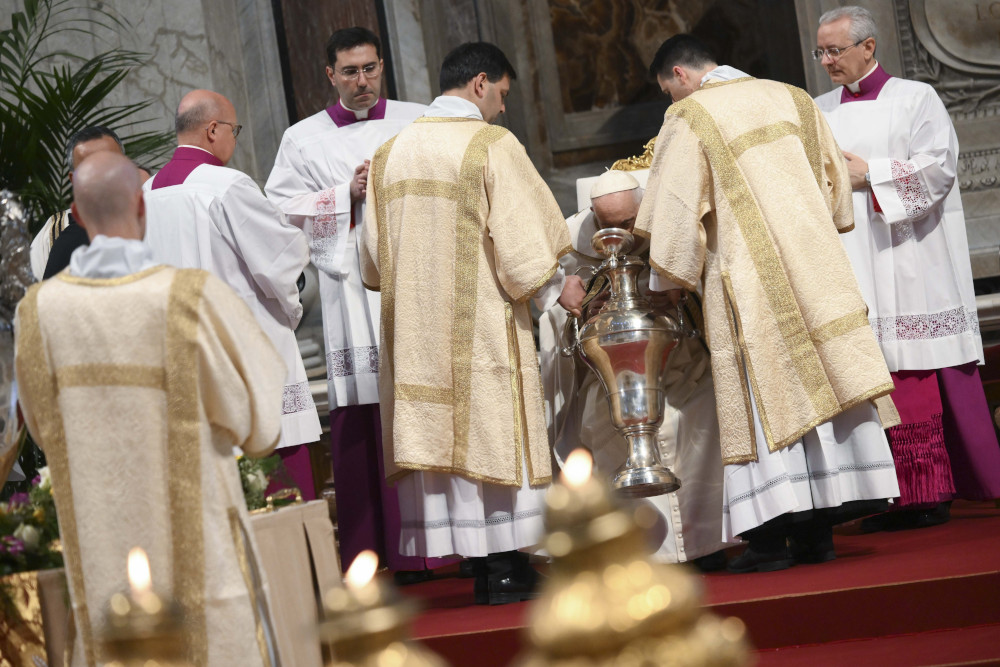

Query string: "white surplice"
[[650, 66, 900, 538], [29, 210, 71, 280], [814, 68, 983, 372], [539, 207, 729, 562], [265, 100, 427, 409], [143, 156, 321, 448]]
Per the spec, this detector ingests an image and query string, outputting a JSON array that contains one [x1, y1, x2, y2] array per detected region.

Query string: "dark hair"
[[326, 27, 382, 67], [65, 126, 123, 169], [438, 42, 516, 92], [648, 34, 717, 79]]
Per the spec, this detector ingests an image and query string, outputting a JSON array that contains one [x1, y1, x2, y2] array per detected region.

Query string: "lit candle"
[[345, 549, 379, 591], [127, 547, 151, 599], [561, 448, 594, 488]]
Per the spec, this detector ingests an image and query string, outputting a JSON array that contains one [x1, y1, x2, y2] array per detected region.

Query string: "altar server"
[[360, 42, 585, 604], [144, 89, 321, 485], [539, 169, 729, 568], [814, 6, 1000, 531], [638, 35, 900, 572], [16, 152, 284, 667], [265, 27, 435, 576]]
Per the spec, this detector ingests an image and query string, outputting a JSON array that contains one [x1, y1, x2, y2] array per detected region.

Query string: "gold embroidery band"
[[381, 178, 460, 203], [671, 99, 840, 422], [57, 264, 165, 287], [227, 508, 273, 667], [55, 364, 165, 390], [372, 136, 399, 382], [164, 270, 209, 666], [516, 261, 559, 304], [395, 383, 453, 405], [721, 273, 758, 461], [452, 125, 509, 469], [15, 286, 99, 666], [811, 310, 870, 345], [784, 84, 823, 189], [728, 121, 800, 159], [504, 303, 524, 486]]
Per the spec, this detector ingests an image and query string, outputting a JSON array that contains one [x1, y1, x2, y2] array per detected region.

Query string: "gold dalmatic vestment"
[[15, 267, 285, 667], [635, 77, 895, 465], [361, 118, 571, 486]]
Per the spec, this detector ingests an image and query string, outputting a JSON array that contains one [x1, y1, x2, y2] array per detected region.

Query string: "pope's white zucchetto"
[[590, 170, 641, 199]]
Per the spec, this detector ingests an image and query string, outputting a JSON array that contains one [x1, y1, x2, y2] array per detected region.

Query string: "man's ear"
[[70, 201, 86, 234], [474, 72, 488, 99]]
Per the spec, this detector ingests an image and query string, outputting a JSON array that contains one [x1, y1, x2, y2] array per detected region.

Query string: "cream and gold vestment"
[[15, 261, 285, 667], [636, 77, 895, 465], [360, 116, 571, 488]]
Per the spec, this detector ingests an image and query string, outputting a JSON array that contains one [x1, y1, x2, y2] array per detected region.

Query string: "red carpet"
[[395, 501, 1000, 666]]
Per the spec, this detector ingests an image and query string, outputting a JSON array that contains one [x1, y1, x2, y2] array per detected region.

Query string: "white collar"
[[423, 95, 483, 120], [68, 235, 157, 279], [340, 97, 374, 120], [177, 144, 215, 155], [700, 65, 751, 86], [846, 61, 879, 93]]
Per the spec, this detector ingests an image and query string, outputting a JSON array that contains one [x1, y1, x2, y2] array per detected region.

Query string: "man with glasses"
[[638, 34, 901, 573], [264, 28, 437, 581], [814, 6, 1000, 532], [143, 89, 321, 478]]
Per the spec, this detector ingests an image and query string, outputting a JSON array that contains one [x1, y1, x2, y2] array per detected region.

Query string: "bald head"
[[175, 89, 240, 164], [70, 152, 146, 241]]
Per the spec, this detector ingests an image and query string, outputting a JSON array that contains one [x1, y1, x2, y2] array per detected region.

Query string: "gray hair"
[[819, 6, 878, 43], [175, 101, 212, 135]]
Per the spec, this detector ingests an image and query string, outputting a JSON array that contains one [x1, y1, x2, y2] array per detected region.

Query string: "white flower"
[[248, 470, 268, 494], [14, 523, 41, 551], [37, 466, 51, 492]]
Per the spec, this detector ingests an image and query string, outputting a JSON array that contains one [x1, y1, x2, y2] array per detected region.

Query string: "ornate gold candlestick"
[[101, 547, 191, 667], [319, 550, 449, 667], [515, 450, 751, 667]]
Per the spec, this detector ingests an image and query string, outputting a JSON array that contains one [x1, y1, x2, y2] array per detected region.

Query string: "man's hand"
[[647, 288, 683, 313], [843, 151, 869, 191], [558, 275, 587, 317], [350, 160, 371, 203]]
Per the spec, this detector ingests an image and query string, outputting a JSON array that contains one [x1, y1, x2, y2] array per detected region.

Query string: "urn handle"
[[559, 314, 581, 357]]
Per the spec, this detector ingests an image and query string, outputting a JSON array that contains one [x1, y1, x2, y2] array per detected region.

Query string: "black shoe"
[[788, 519, 835, 565], [393, 569, 434, 586], [861, 504, 951, 533], [473, 551, 541, 605], [458, 559, 477, 578], [788, 537, 836, 564], [691, 550, 728, 572], [726, 545, 794, 574]]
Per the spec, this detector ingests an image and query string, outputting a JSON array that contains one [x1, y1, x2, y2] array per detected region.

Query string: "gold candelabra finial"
[[101, 547, 192, 667], [514, 450, 751, 667], [319, 550, 449, 667], [610, 138, 657, 172]]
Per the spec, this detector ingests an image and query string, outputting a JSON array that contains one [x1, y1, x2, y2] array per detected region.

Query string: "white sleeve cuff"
[[649, 268, 682, 292], [533, 267, 567, 312]]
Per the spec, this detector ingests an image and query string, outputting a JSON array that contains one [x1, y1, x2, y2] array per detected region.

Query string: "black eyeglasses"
[[209, 120, 242, 138], [811, 40, 865, 61]]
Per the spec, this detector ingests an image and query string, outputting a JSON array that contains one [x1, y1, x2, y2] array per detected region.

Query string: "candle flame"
[[561, 448, 593, 488], [345, 549, 379, 590], [127, 547, 151, 598]]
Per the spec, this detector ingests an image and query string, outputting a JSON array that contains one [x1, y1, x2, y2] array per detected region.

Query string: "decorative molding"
[[896, 0, 1000, 120], [958, 147, 1000, 193]]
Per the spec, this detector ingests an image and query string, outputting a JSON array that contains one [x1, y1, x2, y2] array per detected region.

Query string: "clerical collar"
[[701, 65, 751, 86], [841, 62, 890, 103], [151, 146, 224, 190], [326, 97, 387, 127], [423, 95, 483, 120], [68, 234, 157, 279]]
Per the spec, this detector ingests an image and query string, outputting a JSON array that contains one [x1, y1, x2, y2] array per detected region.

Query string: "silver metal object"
[[561, 228, 683, 498]]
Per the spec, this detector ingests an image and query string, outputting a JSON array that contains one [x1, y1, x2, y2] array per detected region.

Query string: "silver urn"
[[561, 228, 683, 498]]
